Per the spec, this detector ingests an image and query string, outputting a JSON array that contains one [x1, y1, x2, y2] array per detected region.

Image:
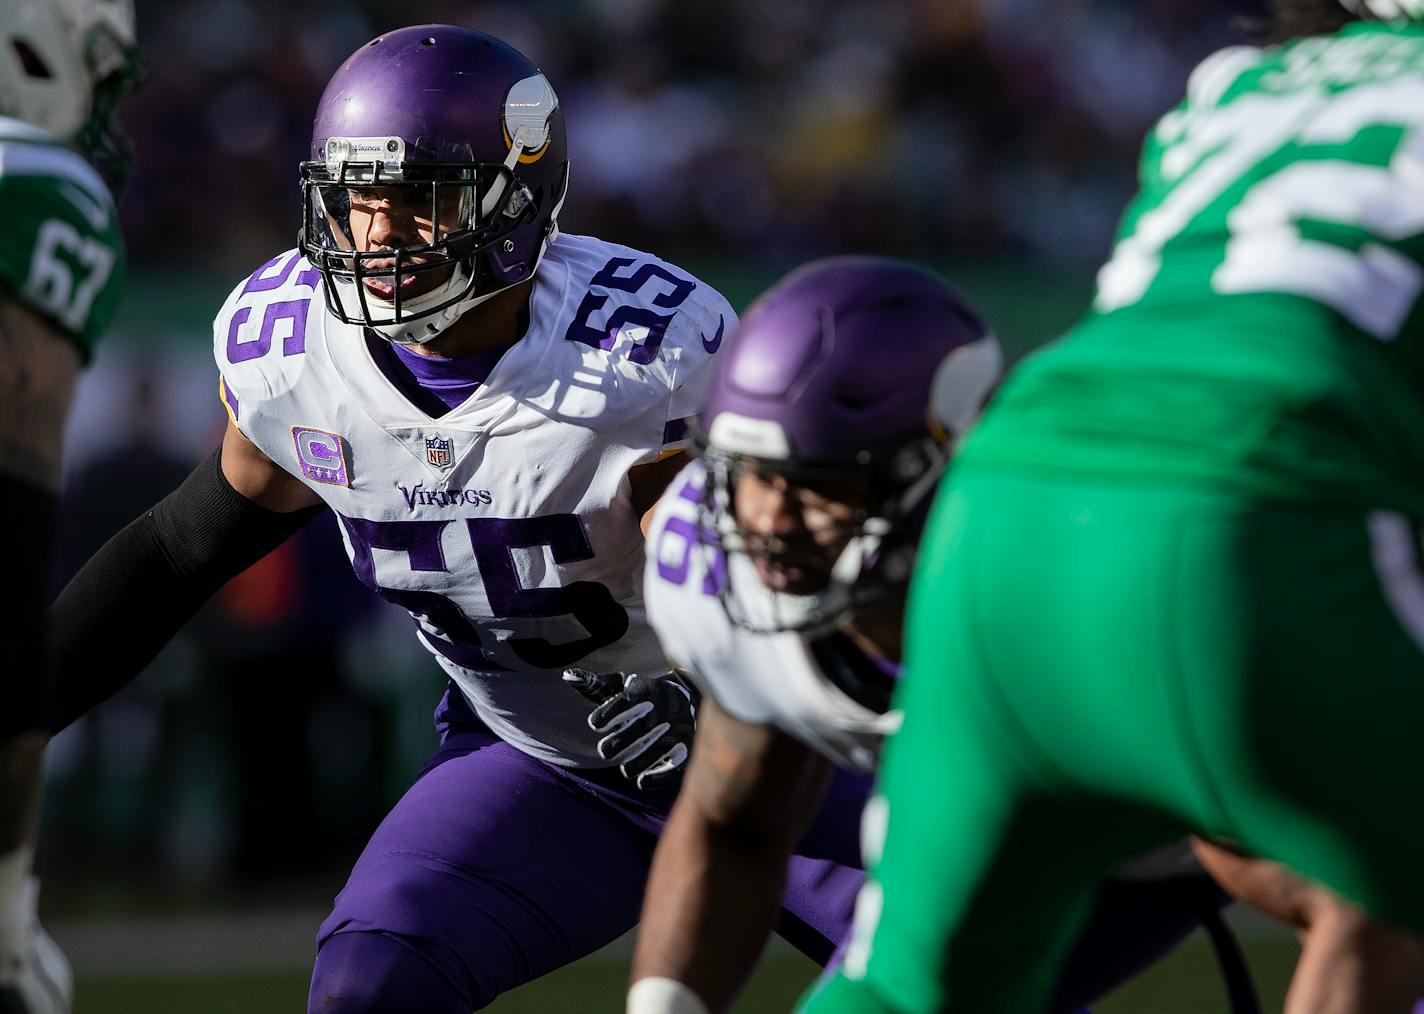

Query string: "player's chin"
[[361, 263, 456, 302], [360, 277, 429, 302]]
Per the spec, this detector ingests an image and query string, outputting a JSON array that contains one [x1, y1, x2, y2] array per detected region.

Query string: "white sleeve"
[[659, 288, 737, 454]]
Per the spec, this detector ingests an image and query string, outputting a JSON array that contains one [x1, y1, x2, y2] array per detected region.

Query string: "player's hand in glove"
[[0, 877, 72, 1014], [562, 669, 697, 792]]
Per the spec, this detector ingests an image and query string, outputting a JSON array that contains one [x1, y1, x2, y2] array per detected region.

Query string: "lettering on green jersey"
[[1263, 29, 1424, 92], [1096, 29, 1424, 343]]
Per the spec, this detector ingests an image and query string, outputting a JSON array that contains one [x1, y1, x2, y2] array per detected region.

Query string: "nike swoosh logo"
[[702, 315, 725, 354]]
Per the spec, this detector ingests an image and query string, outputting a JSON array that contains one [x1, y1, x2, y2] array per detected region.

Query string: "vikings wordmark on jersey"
[[215, 232, 735, 766]]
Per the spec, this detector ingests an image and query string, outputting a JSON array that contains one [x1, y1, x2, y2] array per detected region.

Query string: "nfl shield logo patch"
[[425, 436, 454, 470]]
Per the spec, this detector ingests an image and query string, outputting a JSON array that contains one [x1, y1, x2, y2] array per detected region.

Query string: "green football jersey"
[[963, 22, 1424, 514], [0, 116, 124, 357]]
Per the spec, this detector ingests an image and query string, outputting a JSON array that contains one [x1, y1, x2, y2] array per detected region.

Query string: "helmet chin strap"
[[365, 228, 561, 345], [363, 265, 516, 346]]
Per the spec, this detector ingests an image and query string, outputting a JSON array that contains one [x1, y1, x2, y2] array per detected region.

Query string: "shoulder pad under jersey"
[[1185, 45, 1265, 109], [0, 119, 125, 357], [533, 233, 736, 444], [212, 249, 326, 435]]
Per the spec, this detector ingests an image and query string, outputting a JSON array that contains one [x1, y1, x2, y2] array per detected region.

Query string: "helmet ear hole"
[[1, 0, 139, 157], [12, 39, 52, 79]]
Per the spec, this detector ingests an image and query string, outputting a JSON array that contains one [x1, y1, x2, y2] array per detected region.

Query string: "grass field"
[[70, 924, 1301, 1013]]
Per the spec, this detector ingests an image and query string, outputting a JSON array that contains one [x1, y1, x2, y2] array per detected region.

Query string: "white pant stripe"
[[1367, 511, 1424, 652]]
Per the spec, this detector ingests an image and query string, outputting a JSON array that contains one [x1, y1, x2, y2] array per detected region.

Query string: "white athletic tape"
[[0, 845, 33, 921], [627, 977, 712, 1014], [1368, 512, 1424, 652]]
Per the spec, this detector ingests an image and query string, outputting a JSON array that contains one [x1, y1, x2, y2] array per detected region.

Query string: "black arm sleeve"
[[47, 448, 325, 731], [1, 475, 55, 740]]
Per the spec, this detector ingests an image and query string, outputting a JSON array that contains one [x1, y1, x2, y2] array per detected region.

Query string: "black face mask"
[[76, 32, 145, 198], [299, 168, 489, 330]]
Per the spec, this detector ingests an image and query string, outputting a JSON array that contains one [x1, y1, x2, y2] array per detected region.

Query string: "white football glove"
[[0, 877, 72, 1014]]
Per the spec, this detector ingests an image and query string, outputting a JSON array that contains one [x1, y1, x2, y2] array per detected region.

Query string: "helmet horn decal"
[[928, 335, 1002, 441], [503, 73, 558, 164]]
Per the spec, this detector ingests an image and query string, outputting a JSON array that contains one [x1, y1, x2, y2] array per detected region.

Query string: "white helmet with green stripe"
[[0, 0, 141, 191], [1340, 0, 1424, 19]]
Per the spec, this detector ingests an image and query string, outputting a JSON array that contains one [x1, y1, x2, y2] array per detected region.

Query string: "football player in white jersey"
[[630, 258, 1264, 1014], [45, 25, 870, 1013], [0, 1, 139, 1011]]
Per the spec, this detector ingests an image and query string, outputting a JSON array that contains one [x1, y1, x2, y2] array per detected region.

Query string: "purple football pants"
[[307, 686, 1243, 1013], [307, 687, 868, 1012]]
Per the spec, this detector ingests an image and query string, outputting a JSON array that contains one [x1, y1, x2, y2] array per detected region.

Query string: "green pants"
[[801, 467, 1424, 1013]]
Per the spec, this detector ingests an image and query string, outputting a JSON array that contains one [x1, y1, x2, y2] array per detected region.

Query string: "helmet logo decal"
[[502, 73, 558, 165], [927, 335, 1002, 441]]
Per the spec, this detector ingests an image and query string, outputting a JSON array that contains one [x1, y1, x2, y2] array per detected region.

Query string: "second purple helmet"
[[298, 25, 568, 344], [702, 256, 999, 467], [697, 256, 1001, 634]]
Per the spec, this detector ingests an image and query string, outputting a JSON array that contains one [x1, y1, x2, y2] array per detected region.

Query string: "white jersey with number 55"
[[214, 232, 734, 766]]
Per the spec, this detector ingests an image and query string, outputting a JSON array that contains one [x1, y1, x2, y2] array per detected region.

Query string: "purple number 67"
[[655, 479, 726, 596]]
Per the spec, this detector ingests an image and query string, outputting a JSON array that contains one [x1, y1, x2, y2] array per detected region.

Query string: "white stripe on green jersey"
[[963, 21, 1424, 516], [0, 116, 123, 355]]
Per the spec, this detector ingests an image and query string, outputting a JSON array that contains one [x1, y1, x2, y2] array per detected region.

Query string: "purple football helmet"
[[697, 256, 1001, 637], [298, 25, 568, 344]]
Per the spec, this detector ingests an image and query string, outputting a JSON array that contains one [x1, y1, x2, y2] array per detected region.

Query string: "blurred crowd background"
[[50, 0, 1267, 916], [122, 0, 1264, 274]]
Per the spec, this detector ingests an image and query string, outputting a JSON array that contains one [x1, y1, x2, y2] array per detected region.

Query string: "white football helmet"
[[1339, 0, 1424, 19], [0, 0, 140, 188]]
